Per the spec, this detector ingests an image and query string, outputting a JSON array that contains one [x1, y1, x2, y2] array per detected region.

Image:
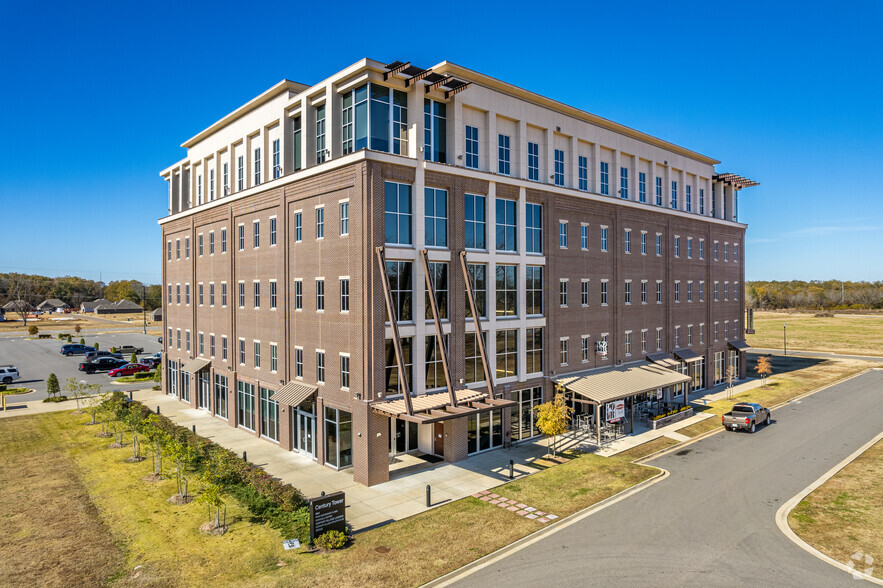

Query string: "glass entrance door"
[[390, 418, 418, 455], [295, 412, 315, 457], [197, 372, 210, 410]]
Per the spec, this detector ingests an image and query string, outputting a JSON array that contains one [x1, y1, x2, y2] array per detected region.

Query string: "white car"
[[0, 365, 21, 385]]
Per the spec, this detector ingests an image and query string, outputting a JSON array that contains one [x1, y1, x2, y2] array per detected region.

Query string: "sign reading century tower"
[[309, 491, 346, 540]]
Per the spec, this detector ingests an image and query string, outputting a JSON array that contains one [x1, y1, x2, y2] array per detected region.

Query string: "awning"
[[181, 357, 211, 373], [728, 340, 751, 351], [646, 352, 680, 370], [371, 389, 515, 424], [553, 361, 691, 405], [271, 381, 317, 407], [673, 348, 703, 363]]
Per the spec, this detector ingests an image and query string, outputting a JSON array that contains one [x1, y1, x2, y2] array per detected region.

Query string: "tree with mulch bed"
[[85, 388, 108, 426], [166, 436, 196, 504], [46, 373, 60, 400], [141, 414, 168, 480], [755, 355, 773, 386], [65, 377, 88, 412], [197, 453, 230, 534], [535, 393, 573, 457]]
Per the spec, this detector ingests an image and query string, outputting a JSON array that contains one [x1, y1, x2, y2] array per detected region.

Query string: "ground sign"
[[309, 491, 346, 540]]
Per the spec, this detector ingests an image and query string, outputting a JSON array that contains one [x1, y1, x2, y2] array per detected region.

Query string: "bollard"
[[156, 405, 160, 414], [321, 491, 326, 497], [242, 451, 247, 462], [426, 484, 431, 508], [509, 459, 514, 479], [128, 391, 133, 400], [192, 425, 196, 433]]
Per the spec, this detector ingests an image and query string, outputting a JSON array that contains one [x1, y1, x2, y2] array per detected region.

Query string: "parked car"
[[722, 402, 771, 433], [0, 365, 21, 385], [79, 357, 127, 374], [157, 336, 163, 344], [114, 345, 144, 355], [84, 350, 123, 362], [108, 363, 151, 377], [60, 343, 94, 356], [139, 357, 160, 369], [151, 352, 162, 360]]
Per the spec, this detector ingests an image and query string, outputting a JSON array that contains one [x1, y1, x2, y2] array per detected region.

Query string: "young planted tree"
[[74, 324, 82, 335], [121, 405, 147, 458], [130, 353, 138, 364], [142, 414, 169, 476], [65, 377, 87, 412], [197, 453, 232, 532], [725, 365, 738, 400], [28, 325, 38, 336], [166, 437, 197, 502], [534, 393, 573, 457], [46, 373, 60, 400], [755, 356, 773, 387], [85, 386, 108, 425]]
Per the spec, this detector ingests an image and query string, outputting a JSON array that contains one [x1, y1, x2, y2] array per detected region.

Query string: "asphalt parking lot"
[[0, 333, 163, 401]]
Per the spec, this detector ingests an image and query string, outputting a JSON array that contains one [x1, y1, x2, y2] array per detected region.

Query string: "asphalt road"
[[0, 333, 163, 401], [453, 369, 883, 587], [751, 347, 883, 362]]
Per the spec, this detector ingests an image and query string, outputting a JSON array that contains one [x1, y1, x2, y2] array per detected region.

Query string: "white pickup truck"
[[722, 402, 771, 433]]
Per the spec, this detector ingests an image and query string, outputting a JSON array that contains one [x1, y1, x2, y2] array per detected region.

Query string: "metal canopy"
[[673, 348, 703, 363], [371, 389, 514, 424], [728, 340, 751, 351], [271, 381, 317, 407], [646, 352, 680, 370], [181, 357, 211, 373], [554, 361, 691, 405], [713, 172, 759, 189]]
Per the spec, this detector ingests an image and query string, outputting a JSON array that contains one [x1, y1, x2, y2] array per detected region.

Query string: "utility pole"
[[142, 284, 147, 335]]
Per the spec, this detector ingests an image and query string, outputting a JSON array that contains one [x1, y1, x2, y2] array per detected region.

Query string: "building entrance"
[[291, 397, 317, 458], [389, 418, 418, 456]]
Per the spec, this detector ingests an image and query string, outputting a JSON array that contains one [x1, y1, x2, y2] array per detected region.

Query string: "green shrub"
[[110, 346, 116, 353], [79, 338, 85, 345], [315, 530, 347, 550], [153, 367, 162, 383], [93, 342, 99, 350], [28, 325, 38, 336], [130, 353, 138, 363], [0, 384, 6, 392], [46, 373, 60, 398], [42, 395, 69, 403], [66, 335, 72, 343]]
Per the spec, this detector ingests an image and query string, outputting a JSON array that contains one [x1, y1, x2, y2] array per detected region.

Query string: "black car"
[[79, 357, 127, 374], [139, 357, 160, 369], [60, 344, 94, 356], [84, 350, 123, 362]]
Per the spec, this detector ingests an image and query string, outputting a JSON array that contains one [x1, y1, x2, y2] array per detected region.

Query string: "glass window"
[[686, 185, 692, 212], [465, 125, 479, 169], [624, 229, 631, 253], [671, 180, 678, 209], [316, 279, 324, 311], [581, 224, 589, 250], [270, 217, 277, 246], [253, 281, 260, 308], [465, 263, 487, 319], [254, 148, 261, 186], [221, 228, 227, 253], [340, 278, 349, 312], [620, 167, 628, 199], [639, 172, 647, 203], [272, 139, 280, 179], [324, 407, 352, 469], [527, 142, 540, 181], [601, 281, 608, 305], [424, 262, 448, 320], [656, 234, 662, 256], [560, 338, 569, 365], [385, 260, 413, 321], [237, 155, 244, 191], [270, 344, 277, 371], [600, 227, 608, 251], [699, 188, 705, 214], [237, 381, 255, 430], [655, 176, 663, 206], [495, 265, 517, 316], [526, 266, 543, 316], [259, 387, 279, 441], [316, 351, 325, 383], [578, 156, 588, 191], [559, 279, 568, 306], [496, 199, 517, 252], [295, 212, 302, 242], [525, 202, 542, 254], [254, 341, 261, 368], [465, 332, 485, 384], [293, 116, 302, 171], [464, 193, 486, 249], [384, 182, 412, 245], [270, 281, 277, 309], [221, 282, 227, 307], [425, 335, 449, 390], [340, 202, 349, 236], [315, 104, 326, 164], [559, 221, 567, 248], [496, 329, 518, 378], [498, 134, 510, 175], [625, 281, 631, 304], [384, 337, 412, 395], [641, 232, 647, 255], [657, 281, 663, 303], [424, 99, 447, 163], [295, 348, 303, 378], [554, 149, 565, 186], [424, 188, 448, 247], [253, 220, 260, 248], [316, 207, 324, 239], [214, 375, 227, 418], [340, 355, 350, 389], [526, 328, 543, 374], [600, 161, 609, 195], [581, 279, 589, 306], [294, 280, 302, 310]]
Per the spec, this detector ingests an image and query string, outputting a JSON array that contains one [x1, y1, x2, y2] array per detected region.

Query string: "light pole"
[[783, 323, 787, 356]]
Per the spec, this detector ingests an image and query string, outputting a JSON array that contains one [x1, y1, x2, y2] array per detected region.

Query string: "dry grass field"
[[789, 439, 883, 580], [0, 312, 161, 334], [747, 310, 883, 357]]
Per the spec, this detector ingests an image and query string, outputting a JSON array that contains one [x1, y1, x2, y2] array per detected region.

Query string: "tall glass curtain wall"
[[324, 407, 353, 468], [510, 386, 543, 441], [342, 83, 407, 155]]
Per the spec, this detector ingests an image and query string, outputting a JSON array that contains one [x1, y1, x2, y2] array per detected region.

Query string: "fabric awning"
[[646, 352, 680, 370], [553, 361, 691, 405], [181, 357, 211, 373], [271, 381, 318, 406], [728, 340, 751, 351], [673, 348, 703, 363]]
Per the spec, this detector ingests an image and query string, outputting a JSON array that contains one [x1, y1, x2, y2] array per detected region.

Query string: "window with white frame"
[[578, 156, 588, 191], [688, 325, 693, 346], [699, 188, 705, 214], [639, 172, 647, 203], [340, 278, 349, 312], [316, 207, 324, 239], [209, 231, 214, 254], [724, 243, 729, 261], [467, 263, 489, 318], [674, 236, 680, 257], [559, 279, 568, 307], [465, 194, 486, 249], [525, 266, 542, 316], [656, 281, 663, 303], [600, 280, 608, 305], [316, 279, 325, 311], [559, 221, 567, 248], [315, 104, 326, 164], [687, 237, 693, 258], [496, 199, 517, 252], [253, 281, 260, 308], [674, 281, 680, 303], [655, 176, 663, 206], [271, 344, 278, 372], [223, 162, 228, 195], [699, 281, 704, 301], [625, 331, 632, 355], [675, 326, 680, 348], [253, 220, 260, 248], [525, 202, 541, 254], [735, 281, 740, 301], [270, 281, 277, 309], [671, 180, 677, 209], [714, 282, 719, 301], [496, 265, 517, 316], [209, 283, 215, 306], [600, 226, 608, 251], [221, 282, 227, 307], [295, 348, 303, 378], [686, 185, 692, 212], [424, 99, 446, 163], [316, 351, 325, 383], [237, 155, 244, 191], [527, 142, 539, 181], [656, 327, 662, 351], [239, 338, 245, 365], [641, 231, 647, 255], [656, 233, 662, 255], [624, 229, 631, 253], [272, 139, 280, 179], [580, 223, 589, 250], [641, 280, 647, 304], [714, 241, 719, 260], [624, 281, 632, 304], [498, 134, 511, 175], [560, 338, 569, 365], [197, 174, 202, 204], [620, 167, 628, 199], [700, 323, 705, 344], [198, 283, 203, 306], [340, 354, 350, 389], [425, 262, 448, 320], [294, 212, 302, 242], [554, 149, 565, 186], [641, 329, 648, 353], [198, 233, 203, 256], [600, 161, 609, 195], [384, 181, 412, 245], [340, 201, 349, 236], [424, 188, 448, 248], [238, 282, 245, 308], [582, 336, 590, 361], [222, 336, 228, 360], [465, 125, 479, 169], [221, 228, 227, 253], [294, 280, 303, 310], [254, 340, 261, 368], [238, 224, 244, 251], [687, 281, 693, 302], [254, 147, 261, 185], [270, 217, 277, 246], [581, 279, 589, 306]]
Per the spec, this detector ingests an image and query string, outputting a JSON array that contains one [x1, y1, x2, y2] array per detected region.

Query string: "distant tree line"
[[746, 280, 883, 310], [0, 273, 162, 311]]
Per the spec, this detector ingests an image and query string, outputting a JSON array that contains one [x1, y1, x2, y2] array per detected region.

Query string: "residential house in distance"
[[93, 299, 143, 314], [36, 298, 71, 313], [80, 298, 112, 313], [160, 58, 756, 486]]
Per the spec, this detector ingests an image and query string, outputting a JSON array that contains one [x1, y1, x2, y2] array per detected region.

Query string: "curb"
[[422, 466, 669, 587], [775, 431, 883, 586]]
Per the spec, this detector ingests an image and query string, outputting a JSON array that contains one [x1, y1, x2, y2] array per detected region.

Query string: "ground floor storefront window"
[[167, 360, 178, 397], [714, 351, 725, 385], [511, 386, 542, 441], [324, 407, 352, 468], [259, 387, 279, 442], [213, 374, 228, 419], [237, 381, 255, 431], [673, 362, 688, 399], [292, 398, 317, 458], [180, 370, 190, 402], [728, 350, 739, 378], [468, 409, 503, 454], [693, 357, 706, 391], [390, 418, 418, 454]]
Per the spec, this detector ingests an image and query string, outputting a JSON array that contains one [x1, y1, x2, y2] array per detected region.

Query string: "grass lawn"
[[789, 438, 883, 580], [615, 437, 680, 461], [747, 310, 883, 356], [0, 410, 657, 587], [677, 355, 873, 438], [1, 387, 33, 395], [0, 313, 162, 335]]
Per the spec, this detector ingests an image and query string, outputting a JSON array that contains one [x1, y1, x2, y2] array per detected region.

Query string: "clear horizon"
[[1, 0, 881, 284]]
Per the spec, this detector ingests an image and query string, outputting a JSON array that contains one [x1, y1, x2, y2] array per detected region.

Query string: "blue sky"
[[1, 0, 881, 284]]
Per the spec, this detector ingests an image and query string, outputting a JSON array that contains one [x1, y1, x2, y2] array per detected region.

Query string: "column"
[[593, 143, 601, 194], [517, 120, 528, 179]]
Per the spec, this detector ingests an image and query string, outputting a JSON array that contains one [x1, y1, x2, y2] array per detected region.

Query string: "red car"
[[108, 363, 151, 377]]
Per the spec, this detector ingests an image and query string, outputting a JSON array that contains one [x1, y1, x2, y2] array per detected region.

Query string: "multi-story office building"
[[160, 58, 756, 486]]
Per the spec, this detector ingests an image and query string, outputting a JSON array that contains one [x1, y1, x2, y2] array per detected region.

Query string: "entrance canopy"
[[673, 348, 703, 363], [553, 361, 691, 405], [728, 340, 751, 351], [645, 352, 680, 370], [271, 381, 318, 406], [371, 389, 515, 424], [181, 357, 211, 373]]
